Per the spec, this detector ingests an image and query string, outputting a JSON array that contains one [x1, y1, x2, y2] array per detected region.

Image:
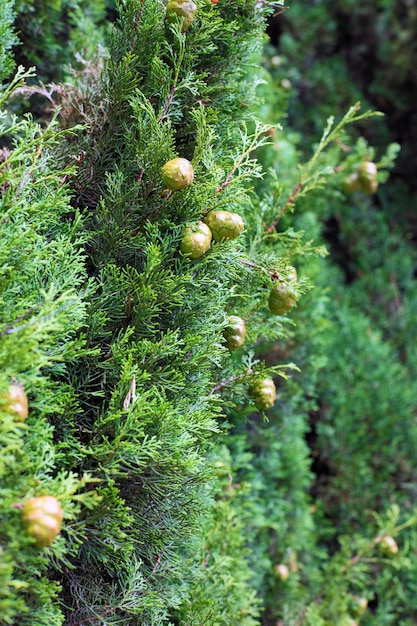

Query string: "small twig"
[[151, 553, 162, 574], [0, 298, 80, 338], [131, 0, 146, 47], [341, 536, 383, 572], [123, 375, 137, 410], [273, 5, 289, 17], [158, 32, 185, 122], [161, 189, 174, 201], [267, 106, 371, 233], [240, 259, 280, 280], [343, 549, 365, 571], [68, 607, 114, 626], [144, 179, 155, 200], [0, 306, 37, 337], [267, 182, 303, 232], [202, 552, 211, 569], [13, 82, 61, 105], [157, 86, 177, 123], [211, 369, 253, 394], [216, 148, 255, 195]]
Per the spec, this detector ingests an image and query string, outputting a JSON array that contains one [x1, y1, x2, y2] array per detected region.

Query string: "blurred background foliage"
[[248, 2, 417, 623], [267, 0, 417, 190]]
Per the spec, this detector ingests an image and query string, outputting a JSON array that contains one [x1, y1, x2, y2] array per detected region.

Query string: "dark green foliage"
[[4, 1, 316, 623], [13, 0, 114, 81], [299, 182, 417, 598], [271, 0, 417, 190], [0, 1, 17, 84], [247, 4, 417, 623]]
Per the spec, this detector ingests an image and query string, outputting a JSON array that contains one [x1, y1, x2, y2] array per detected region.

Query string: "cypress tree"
[[54, 1, 304, 622], [4, 1, 414, 625]]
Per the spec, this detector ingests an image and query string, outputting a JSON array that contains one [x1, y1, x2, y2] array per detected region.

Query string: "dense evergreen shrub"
[[0, 65, 100, 624], [258, 4, 417, 624], [3, 1, 417, 624], [2, 1, 316, 623]]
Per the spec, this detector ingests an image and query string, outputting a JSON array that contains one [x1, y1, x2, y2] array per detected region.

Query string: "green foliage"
[[248, 3, 417, 623], [0, 0, 17, 83], [0, 67, 101, 624], [56, 1, 302, 620], [4, 1, 317, 623], [13, 0, 114, 81], [3, 0, 416, 624]]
